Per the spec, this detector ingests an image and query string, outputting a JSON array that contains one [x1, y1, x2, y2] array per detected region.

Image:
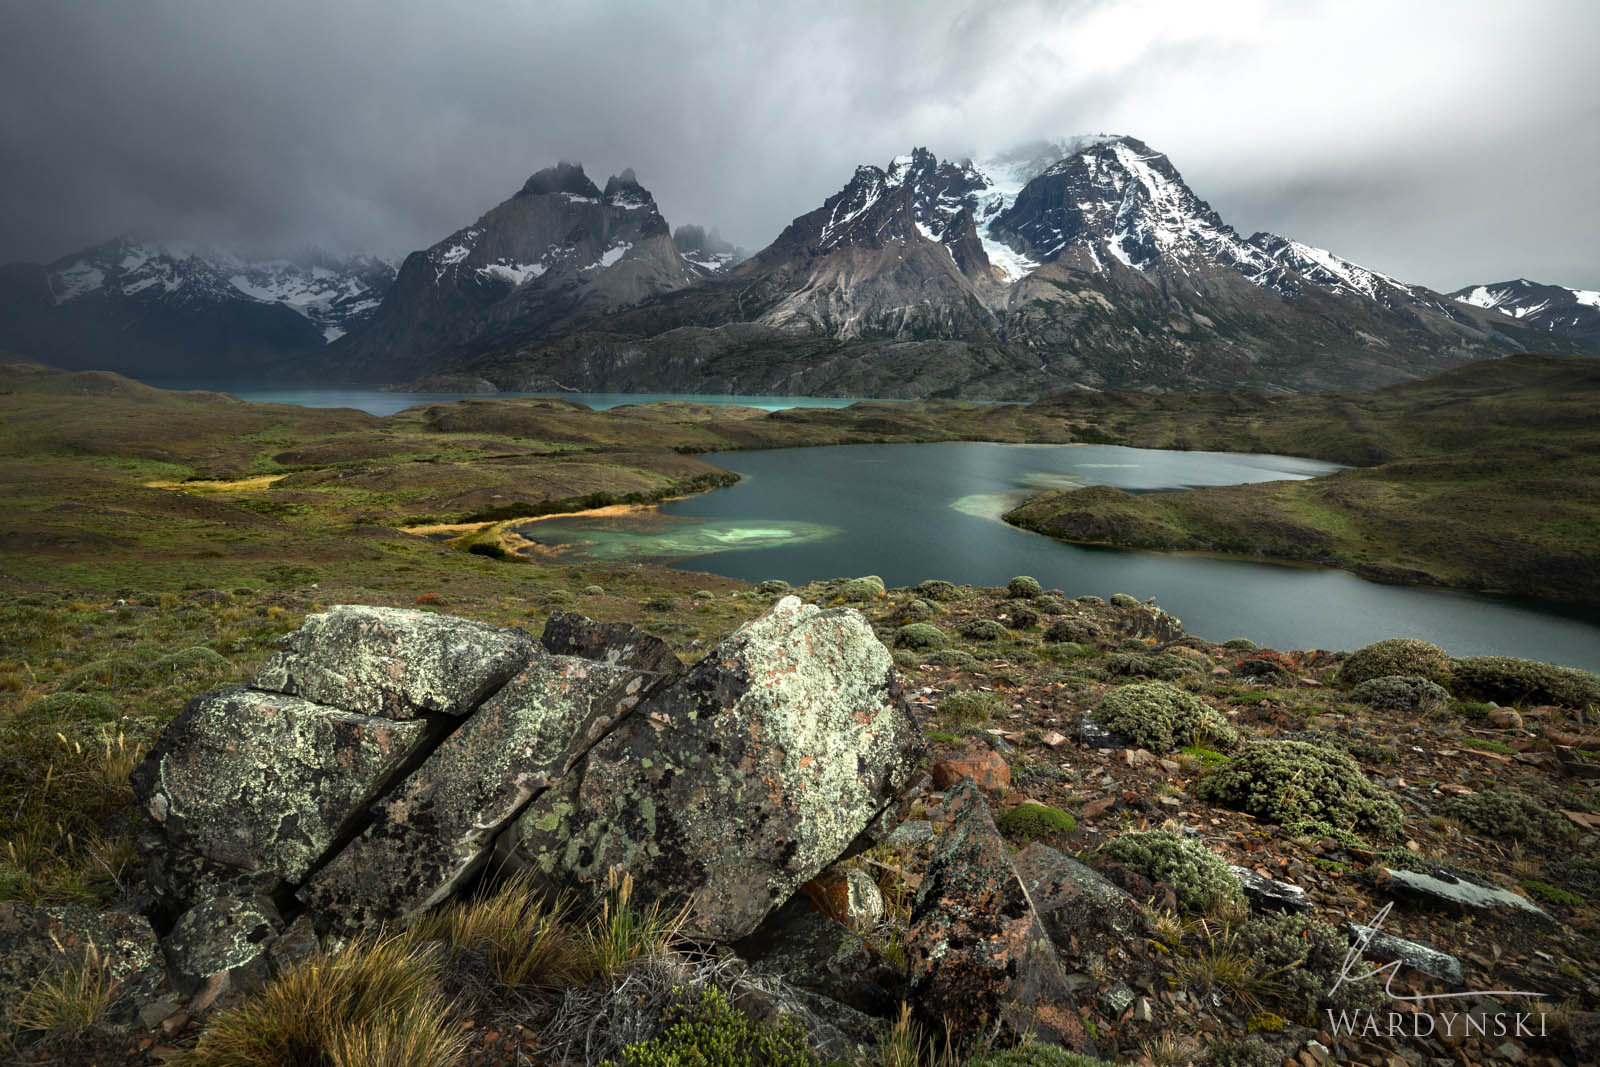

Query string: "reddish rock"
[[906, 779, 1097, 1053], [931, 744, 1010, 792]]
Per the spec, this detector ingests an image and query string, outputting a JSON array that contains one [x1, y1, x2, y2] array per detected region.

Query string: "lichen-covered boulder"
[[1012, 843, 1152, 974], [163, 896, 279, 995], [494, 595, 923, 941], [253, 604, 536, 719], [0, 902, 163, 1026], [131, 686, 433, 908], [541, 610, 684, 679], [301, 653, 660, 931], [906, 780, 1096, 1052]]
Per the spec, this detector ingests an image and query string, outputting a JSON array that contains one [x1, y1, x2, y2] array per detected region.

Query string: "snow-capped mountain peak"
[[39, 238, 396, 342], [1448, 278, 1600, 346]]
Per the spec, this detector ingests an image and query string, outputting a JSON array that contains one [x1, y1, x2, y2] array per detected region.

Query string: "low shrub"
[[1450, 655, 1600, 709], [1233, 911, 1385, 1020], [1338, 638, 1452, 687], [1100, 830, 1243, 913], [925, 650, 978, 670], [1208, 1036, 1279, 1067], [755, 579, 791, 595], [967, 1040, 1115, 1067], [1091, 682, 1237, 752], [1222, 638, 1259, 652], [894, 624, 948, 652], [1044, 617, 1101, 644], [1521, 880, 1584, 909], [1109, 593, 1141, 608], [915, 579, 961, 602], [837, 576, 886, 601], [1195, 740, 1404, 838], [1007, 576, 1043, 599], [1004, 605, 1040, 630], [1101, 651, 1202, 682], [599, 986, 820, 1067], [955, 618, 1008, 642], [937, 690, 1004, 727], [997, 802, 1077, 840], [1032, 595, 1070, 615], [1349, 674, 1450, 712], [1445, 787, 1573, 841], [897, 598, 938, 622]]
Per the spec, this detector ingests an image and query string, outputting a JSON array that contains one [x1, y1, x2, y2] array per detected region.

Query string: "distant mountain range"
[[1, 137, 1592, 395], [0, 239, 395, 379], [1448, 279, 1600, 348]]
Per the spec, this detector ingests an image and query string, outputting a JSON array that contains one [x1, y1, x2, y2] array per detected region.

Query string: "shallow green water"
[[517, 442, 1600, 668]]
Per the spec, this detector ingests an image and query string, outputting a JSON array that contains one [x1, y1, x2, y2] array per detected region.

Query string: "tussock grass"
[[11, 940, 117, 1037], [580, 867, 690, 982], [181, 932, 466, 1067], [409, 871, 582, 995]]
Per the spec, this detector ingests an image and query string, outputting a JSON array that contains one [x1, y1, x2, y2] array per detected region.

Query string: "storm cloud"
[[1, 0, 1595, 290]]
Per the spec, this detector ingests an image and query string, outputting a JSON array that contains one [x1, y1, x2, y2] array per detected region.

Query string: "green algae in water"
[[512, 513, 842, 561]]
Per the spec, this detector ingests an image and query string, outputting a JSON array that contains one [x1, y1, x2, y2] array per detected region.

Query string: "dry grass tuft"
[[409, 871, 581, 995], [12, 940, 117, 1036], [181, 932, 465, 1067]]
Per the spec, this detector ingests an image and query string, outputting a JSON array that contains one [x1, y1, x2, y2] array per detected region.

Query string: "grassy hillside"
[[1006, 354, 1600, 603]]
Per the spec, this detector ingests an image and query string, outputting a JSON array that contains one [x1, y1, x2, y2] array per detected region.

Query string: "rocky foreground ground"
[[2, 575, 1597, 1067]]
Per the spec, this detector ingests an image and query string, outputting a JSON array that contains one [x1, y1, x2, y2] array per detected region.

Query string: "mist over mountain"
[[0, 136, 1588, 396]]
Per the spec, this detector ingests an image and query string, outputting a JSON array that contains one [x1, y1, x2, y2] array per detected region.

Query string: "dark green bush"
[[967, 1041, 1114, 1067], [1004, 606, 1040, 630], [1450, 656, 1600, 708], [1338, 638, 1452, 687], [893, 623, 948, 652], [599, 986, 820, 1067], [1044, 617, 1101, 644], [1101, 651, 1202, 682], [1101, 830, 1242, 913], [1196, 740, 1404, 838], [1445, 787, 1573, 841], [1348, 674, 1450, 712], [997, 803, 1077, 840], [956, 618, 1009, 642], [915, 579, 960, 602], [1109, 593, 1140, 608], [938, 690, 1004, 727], [1092, 682, 1236, 752], [925, 650, 978, 670], [1234, 912, 1386, 1020], [1032, 595, 1070, 615], [1222, 638, 1259, 652], [1007, 576, 1043, 599]]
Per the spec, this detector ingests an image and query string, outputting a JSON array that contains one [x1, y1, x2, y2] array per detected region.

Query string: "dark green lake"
[[518, 443, 1600, 669]]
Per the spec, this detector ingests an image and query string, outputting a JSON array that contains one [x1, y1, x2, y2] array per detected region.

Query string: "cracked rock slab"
[[301, 654, 658, 931], [906, 779, 1098, 1053], [253, 604, 536, 719], [131, 686, 432, 908], [1380, 867, 1552, 925], [495, 595, 923, 942], [1229, 865, 1311, 912], [1346, 921, 1464, 986], [541, 610, 684, 680]]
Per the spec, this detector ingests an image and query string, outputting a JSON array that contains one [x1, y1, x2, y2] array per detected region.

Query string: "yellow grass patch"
[[144, 474, 287, 493]]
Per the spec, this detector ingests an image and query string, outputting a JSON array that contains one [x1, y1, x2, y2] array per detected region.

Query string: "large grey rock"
[[253, 604, 536, 719], [1380, 867, 1552, 924], [905, 780, 1097, 1053], [164, 896, 280, 995], [1346, 921, 1464, 986], [1013, 842, 1152, 972], [301, 654, 658, 931], [131, 686, 433, 907], [541, 610, 683, 679], [494, 595, 923, 941]]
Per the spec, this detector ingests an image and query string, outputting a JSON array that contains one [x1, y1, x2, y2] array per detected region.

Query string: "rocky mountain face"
[[673, 224, 747, 274], [318, 163, 703, 382], [1450, 278, 1600, 347], [0, 239, 394, 379], [428, 136, 1567, 398]]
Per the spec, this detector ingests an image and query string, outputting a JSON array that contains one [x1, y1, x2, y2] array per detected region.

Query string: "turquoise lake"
[[515, 442, 1600, 669]]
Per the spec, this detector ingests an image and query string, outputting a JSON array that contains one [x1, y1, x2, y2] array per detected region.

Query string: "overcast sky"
[[1, 0, 1596, 291]]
